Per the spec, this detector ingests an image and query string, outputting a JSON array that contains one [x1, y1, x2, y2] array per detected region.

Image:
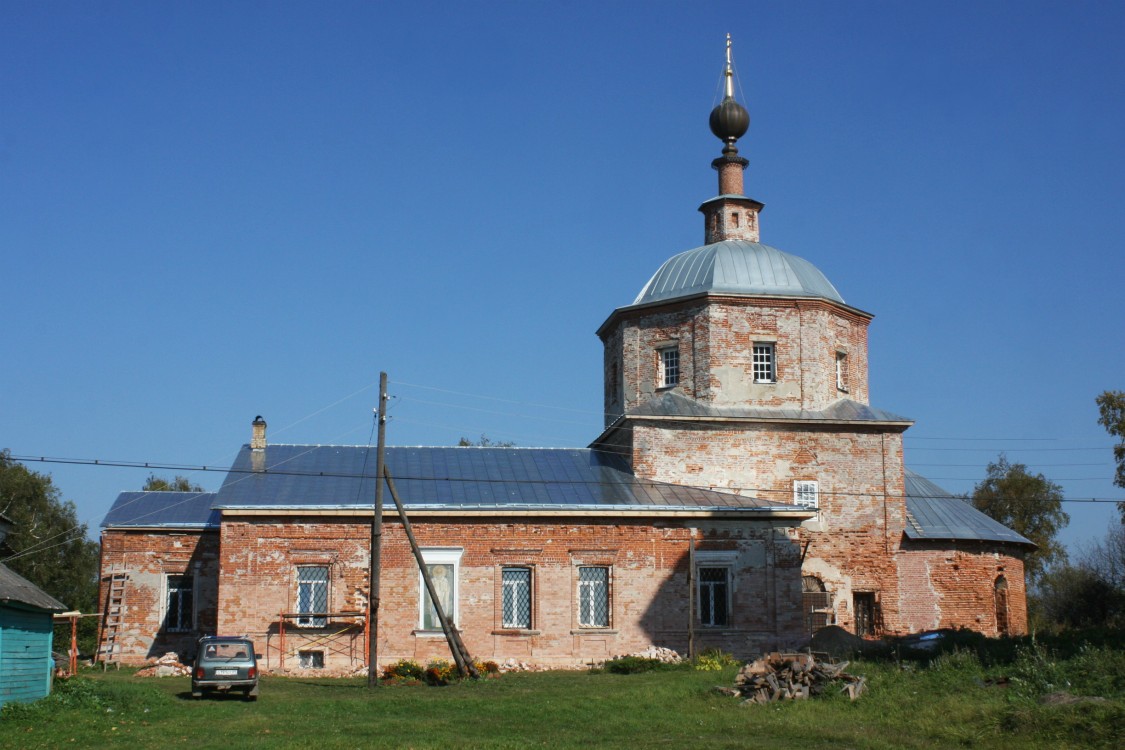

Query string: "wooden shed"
[[0, 562, 67, 708]]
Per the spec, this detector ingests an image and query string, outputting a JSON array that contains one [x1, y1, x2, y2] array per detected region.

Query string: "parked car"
[[191, 636, 259, 700]]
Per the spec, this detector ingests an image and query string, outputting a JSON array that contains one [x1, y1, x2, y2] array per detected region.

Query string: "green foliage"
[[694, 648, 738, 671], [141, 474, 205, 492], [601, 656, 669, 674], [971, 455, 1068, 584], [422, 659, 458, 685], [1035, 563, 1125, 629], [381, 659, 424, 681], [1096, 390, 1125, 522], [0, 450, 99, 612]]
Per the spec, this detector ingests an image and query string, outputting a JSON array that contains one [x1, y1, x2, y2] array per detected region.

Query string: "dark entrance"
[[853, 592, 879, 637]]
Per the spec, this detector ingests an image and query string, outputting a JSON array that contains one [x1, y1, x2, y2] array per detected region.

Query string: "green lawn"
[[3, 643, 1123, 749]]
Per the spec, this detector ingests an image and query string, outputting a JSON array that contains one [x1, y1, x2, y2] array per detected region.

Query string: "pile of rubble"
[[134, 652, 191, 677], [720, 651, 866, 704], [614, 645, 682, 664]]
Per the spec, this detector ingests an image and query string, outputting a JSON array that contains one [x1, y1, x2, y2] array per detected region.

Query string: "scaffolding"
[[272, 611, 367, 671]]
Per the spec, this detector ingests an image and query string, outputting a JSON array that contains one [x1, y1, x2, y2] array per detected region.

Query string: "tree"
[[142, 474, 205, 492], [1095, 390, 1125, 522], [0, 450, 99, 612], [971, 455, 1069, 585]]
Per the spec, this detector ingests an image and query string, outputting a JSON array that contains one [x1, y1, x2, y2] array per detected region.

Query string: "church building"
[[98, 44, 1031, 670]]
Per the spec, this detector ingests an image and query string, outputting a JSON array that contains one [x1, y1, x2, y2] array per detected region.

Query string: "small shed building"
[[0, 513, 67, 707]]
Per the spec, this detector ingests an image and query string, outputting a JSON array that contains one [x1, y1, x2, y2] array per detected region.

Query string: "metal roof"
[[903, 469, 1034, 546], [100, 491, 220, 529], [214, 445, 794, 513], [0, 562, 66, 612], [625, 391, 912, 425], [633, 239, 845, 306]]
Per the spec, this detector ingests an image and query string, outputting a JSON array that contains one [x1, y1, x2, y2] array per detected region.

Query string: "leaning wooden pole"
[[366, 372, 388, 688], [383, 466, 479, 679]]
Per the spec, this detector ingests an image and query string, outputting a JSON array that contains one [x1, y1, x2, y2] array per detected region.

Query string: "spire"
[[700, 34, 763, 244]]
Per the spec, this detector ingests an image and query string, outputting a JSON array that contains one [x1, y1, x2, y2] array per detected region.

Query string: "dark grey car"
[[191, 636, 259, 700]]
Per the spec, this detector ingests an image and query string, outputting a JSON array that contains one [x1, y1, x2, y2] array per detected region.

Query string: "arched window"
[[802, 576, 832, 632], [994, 576, 1009, 636]]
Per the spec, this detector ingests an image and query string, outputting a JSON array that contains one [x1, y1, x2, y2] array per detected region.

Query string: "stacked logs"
[[727, 652, 866, 704]]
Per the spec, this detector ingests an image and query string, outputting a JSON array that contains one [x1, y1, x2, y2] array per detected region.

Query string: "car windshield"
[[200, 642, 253, 661]]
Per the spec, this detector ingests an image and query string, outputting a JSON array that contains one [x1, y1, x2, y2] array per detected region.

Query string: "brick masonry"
[[597, 288, 1028, 640], [102, 514, 808, 668]]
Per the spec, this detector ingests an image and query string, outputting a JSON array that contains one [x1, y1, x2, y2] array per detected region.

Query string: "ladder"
[[98, 566, 128, 669]]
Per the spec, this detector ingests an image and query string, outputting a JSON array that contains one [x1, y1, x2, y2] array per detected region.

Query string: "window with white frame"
[[659, 346, 680, 388], [698, 567, 730, 627], [836, 352, 848, 392], [419, 548, 462, 631], [577, 566, 610, 628], [164, 574, 194, 632], [296, 565, 329, 627], [752, 343, 775, 383], [501, 567, 532, 629], [794, 480, 820, 509]]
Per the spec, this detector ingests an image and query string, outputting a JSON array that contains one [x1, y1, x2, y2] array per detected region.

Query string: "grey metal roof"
[[626, 391, 912, 425], [214, 445, 794, 513], [633, 240, 845, 306], [101, 491, 219, 529], [903, 469, 1034, 546], [0, 562, 66, 612]]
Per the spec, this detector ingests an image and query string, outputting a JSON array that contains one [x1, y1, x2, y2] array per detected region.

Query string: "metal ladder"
[[99, 566, 128, 669]]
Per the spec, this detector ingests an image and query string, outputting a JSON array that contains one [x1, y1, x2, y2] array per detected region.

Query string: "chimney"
[[251, 416, 267, 450]]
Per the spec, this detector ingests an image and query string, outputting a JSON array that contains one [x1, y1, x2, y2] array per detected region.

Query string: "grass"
[[3, 636, 1123, 749]]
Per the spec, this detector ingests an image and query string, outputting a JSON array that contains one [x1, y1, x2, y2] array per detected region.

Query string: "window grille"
[[577, 566, 609, 627], [752, 343, 775, 383], [836, 352, 848, 391], [165, 575, 194, 632], [296, 565, 329, 627], [802, 576, 832, 632], [298, 650, 324, 669], [793, 480, 819, 509], [501, 567, 532, 629], [698, 567, 729, 627], [660, 347, 680, 387]]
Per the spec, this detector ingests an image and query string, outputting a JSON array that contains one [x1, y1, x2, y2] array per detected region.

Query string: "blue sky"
[[2, 1, 1122, 554]]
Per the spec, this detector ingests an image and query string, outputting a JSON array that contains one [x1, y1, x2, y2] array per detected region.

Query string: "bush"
[[423, 659, 458, 685], [602, 656, 667, 674], [694, 648, 738, 671], [381, 659, 424, 681]]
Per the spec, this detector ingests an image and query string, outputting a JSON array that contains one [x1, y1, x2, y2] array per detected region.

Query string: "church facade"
[[98, 53, 1030, 670]]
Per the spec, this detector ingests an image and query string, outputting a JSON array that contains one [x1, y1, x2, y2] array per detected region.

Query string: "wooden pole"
[[383, 467, 478, 679], [688, 529, 696, 660], [70, 614, 78, 675], [367, 372, 388, 688]]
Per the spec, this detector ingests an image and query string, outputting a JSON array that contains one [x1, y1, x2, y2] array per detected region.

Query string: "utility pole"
[[367, 372, 388, 688]]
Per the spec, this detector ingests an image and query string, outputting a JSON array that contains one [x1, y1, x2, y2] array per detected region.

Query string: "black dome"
[[709, 96, 750, 142]]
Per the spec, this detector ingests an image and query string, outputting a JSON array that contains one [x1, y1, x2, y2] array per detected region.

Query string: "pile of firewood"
[[134, 652, 191, 677], [722, 652, 866, 704]]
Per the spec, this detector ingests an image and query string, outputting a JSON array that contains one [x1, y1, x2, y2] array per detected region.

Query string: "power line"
[[8, 454, 1122, 504]]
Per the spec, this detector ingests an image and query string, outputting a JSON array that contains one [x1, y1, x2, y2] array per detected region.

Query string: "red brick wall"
[[896, 541, 1028, 636], [602, 296, 871, 418], [213, 514, 806, 670], [98, 530, 219, 664]]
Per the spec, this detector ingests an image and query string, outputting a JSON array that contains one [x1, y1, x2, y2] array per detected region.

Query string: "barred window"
[[577, 566, 610, 628], [753, 343, 775, 383], [698, 567, 729, 627], [501, 567, 532, 629], [793, 480, 819, 509], [296, 565, 329, 627], [836, 352, 848, 391], [659, 347, 680, 387], [164, 575, 194, 633]]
